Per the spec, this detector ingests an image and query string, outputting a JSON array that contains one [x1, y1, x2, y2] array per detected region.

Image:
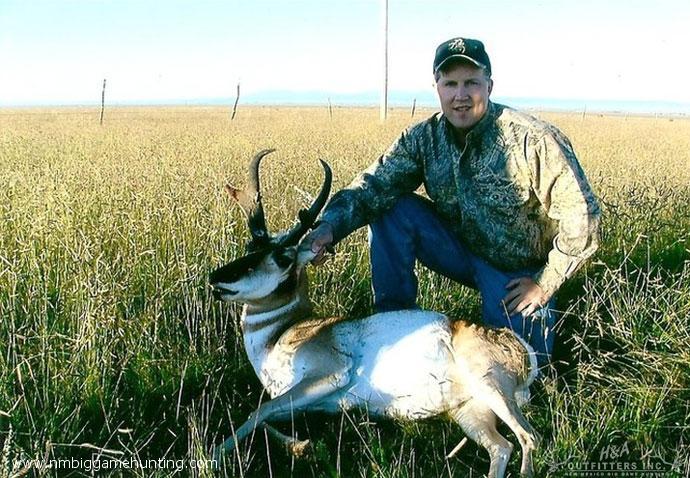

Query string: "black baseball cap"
[[433, 37, 491, 76]]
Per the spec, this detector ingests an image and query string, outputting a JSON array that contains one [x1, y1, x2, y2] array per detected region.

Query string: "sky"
[[1, 0, 690, 107]]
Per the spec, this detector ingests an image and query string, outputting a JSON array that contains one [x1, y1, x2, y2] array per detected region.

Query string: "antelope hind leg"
[[476, 382, 539, 477], [450, 399, 513, 478]]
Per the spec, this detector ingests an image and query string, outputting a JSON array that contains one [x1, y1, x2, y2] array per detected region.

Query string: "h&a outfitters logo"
[[547, 439, 684, 477]]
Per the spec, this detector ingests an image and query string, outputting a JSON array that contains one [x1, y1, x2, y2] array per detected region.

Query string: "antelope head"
[[210, 149, 332, 304]]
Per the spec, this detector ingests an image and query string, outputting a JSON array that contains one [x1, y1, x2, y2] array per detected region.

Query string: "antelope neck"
[[241, 291, 311, 335], [240, 293, 311, 376], [243, 296, 299, 326]]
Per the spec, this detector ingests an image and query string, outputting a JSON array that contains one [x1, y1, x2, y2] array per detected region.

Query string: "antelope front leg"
[[213, 371, 349, 462]]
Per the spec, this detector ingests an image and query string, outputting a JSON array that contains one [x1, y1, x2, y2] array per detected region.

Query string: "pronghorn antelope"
[[210, 149, 540, 477]]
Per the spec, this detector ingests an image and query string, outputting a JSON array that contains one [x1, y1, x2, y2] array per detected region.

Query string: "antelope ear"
[[225, 184, 263, 221], [225, 184, 246, 203]]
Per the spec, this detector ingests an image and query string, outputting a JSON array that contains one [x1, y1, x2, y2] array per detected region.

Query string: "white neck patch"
[[242, 296, 302, 327]]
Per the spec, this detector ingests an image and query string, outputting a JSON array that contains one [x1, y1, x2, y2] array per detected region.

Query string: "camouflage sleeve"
[[529, 127, 601, 298], [319, 127, 424, 243]]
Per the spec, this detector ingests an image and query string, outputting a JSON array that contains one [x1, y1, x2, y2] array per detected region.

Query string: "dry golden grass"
[[0, 106, 688, 477]]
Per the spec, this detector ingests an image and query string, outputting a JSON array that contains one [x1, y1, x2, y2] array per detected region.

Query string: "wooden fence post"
[[231, 82, 240, 120], [100, 79, 106, 126]]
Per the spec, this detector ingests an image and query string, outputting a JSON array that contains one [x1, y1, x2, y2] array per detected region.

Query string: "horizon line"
[[2, 93, 690, 115]]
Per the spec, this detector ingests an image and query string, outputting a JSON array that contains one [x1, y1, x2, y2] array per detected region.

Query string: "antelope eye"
[[272, 249, 293, 269]]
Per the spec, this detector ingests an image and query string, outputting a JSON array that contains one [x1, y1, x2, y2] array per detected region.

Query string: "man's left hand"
[[502, 277, 550, 317]]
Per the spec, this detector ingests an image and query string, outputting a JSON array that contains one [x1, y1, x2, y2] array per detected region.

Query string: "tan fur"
[[278, 315, 350, 348], [450, 320, 531, 383]]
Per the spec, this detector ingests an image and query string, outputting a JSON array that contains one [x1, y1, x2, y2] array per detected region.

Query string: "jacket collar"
[[441, 100, 499, 146]]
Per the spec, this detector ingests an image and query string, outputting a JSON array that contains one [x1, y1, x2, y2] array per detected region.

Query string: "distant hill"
[[2, 91, 689, 115]]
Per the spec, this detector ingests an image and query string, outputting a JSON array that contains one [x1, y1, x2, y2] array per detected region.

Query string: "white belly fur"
[[259, 310, 458, 420], [340, 311, 456, 418]]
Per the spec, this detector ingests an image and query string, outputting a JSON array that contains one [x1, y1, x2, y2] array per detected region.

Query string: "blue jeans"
[[368, 194, 556, 366]]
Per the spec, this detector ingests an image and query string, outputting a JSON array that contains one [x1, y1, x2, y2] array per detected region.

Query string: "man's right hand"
[[300, 222, 334, 265]]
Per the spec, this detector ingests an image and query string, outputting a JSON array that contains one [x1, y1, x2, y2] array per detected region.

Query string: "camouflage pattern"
[[319, 102, 601, 298]]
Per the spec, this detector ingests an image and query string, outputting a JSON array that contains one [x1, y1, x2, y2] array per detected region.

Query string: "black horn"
[[279, 159, 332, 247], [226, 148, 275, 251]]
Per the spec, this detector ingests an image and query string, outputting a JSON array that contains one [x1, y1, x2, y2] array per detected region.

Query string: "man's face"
[[435, 62, 493, 133]]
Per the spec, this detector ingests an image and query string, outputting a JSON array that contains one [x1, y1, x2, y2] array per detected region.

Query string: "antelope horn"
[[279, 159, 332, 247], [226, 148, 275, 250]]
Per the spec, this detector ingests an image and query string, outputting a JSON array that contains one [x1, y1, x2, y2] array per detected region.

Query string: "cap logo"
[[448, 38, 466, 53]]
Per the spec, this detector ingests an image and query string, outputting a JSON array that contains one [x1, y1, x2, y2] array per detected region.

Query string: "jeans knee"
[[390, 193, 429, 215]]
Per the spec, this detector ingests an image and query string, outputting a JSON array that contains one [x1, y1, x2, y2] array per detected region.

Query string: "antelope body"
[[210, 150, 540, 477]]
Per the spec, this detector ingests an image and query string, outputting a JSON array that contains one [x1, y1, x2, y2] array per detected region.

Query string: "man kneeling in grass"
[[303, 37, 601, 368]]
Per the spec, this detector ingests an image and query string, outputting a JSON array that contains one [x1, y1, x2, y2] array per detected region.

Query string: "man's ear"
[[488, 78, 494, 96]]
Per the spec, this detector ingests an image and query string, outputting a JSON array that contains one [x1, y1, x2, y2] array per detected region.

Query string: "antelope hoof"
[[286, 438, 312, 458], [520, 460, 534, 478]]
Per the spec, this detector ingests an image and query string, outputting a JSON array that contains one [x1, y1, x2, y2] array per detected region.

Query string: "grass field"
[[1, 106, 689, 477]]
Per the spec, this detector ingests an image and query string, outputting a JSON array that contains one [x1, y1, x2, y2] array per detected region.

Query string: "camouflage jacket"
[[320, 102, 601, 297]]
